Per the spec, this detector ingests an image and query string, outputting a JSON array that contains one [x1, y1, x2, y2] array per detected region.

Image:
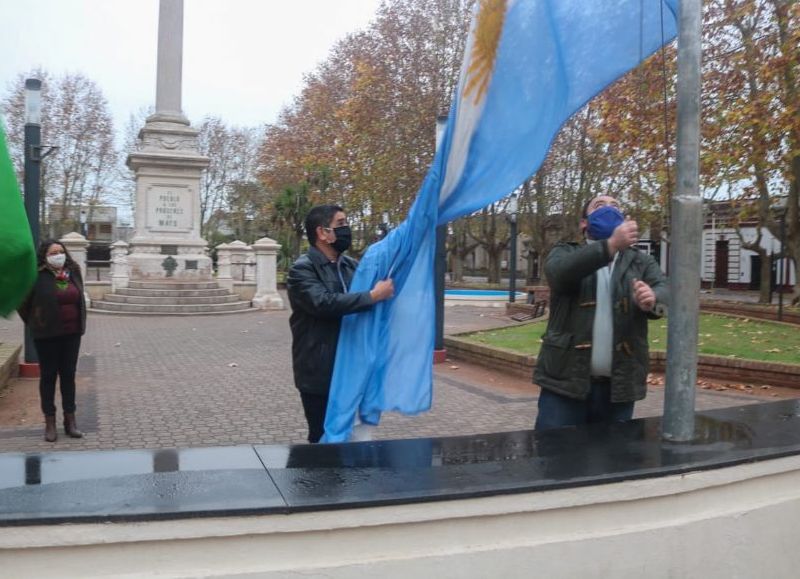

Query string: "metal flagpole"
[[662, 0, 703, 441]]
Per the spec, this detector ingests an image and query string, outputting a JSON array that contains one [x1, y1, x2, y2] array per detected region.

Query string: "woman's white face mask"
[[47, 254, 66, 269]]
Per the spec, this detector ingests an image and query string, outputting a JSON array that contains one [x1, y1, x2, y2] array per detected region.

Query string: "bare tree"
[[197, 117, 264, 238], [118, 106, 153, 223], [2, 70, 118, 238]]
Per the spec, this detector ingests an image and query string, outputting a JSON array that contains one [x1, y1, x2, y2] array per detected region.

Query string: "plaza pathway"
[[0, 303, 792, 452]]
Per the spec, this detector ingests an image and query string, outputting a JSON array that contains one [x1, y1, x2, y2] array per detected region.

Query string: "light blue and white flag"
[[323, 0, 679, 442]]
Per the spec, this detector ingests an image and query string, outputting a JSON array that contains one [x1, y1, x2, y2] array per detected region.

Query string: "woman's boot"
[[63, 413, 83, 438], [44, 415, 57, 442]]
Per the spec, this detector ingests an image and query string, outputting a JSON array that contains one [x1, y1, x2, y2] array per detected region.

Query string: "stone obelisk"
[[126, 0, 211, 280]]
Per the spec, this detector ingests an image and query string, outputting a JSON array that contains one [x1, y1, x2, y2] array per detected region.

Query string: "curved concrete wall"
[[3, 454, 800, 578]]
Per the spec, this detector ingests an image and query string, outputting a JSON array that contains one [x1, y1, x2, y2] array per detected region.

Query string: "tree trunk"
[[787, 154, 800, 302], [451, 253, 464, 283], [526, 251, 536, 285], [487, 249, 502, 284], [294, 231, 303, 261], [539, 248, 551, 286], [770, 0, 800, 301]]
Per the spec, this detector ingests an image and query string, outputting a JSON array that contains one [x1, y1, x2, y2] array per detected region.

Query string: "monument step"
[[114, 287, 232, 298], [88, 307, 259, 317], [90, 300, 253, 314], [127, 280, 221, 290], [102, 294, 242, 305]]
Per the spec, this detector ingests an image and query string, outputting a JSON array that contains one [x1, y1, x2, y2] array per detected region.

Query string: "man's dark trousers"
[[300, 392, 329, 443], [534, 378, 634, 431]]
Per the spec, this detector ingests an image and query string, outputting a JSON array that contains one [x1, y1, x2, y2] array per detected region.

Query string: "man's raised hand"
[[608, 218, 639, 255]]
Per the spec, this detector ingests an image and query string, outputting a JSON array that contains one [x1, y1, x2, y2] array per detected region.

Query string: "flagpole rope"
[[636, 0, 645, 219], [659, 0, 673, 221]]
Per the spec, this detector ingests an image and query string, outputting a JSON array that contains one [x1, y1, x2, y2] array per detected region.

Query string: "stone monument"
[[126, 0, 211, 280]]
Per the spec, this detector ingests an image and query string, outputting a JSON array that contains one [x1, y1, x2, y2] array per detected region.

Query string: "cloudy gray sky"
[[0, 0, 382, 133]]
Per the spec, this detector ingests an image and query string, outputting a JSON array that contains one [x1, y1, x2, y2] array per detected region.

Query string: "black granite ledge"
[[1, 400, 800, 527]]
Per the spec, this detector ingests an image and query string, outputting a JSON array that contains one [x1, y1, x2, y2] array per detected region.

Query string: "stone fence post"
[[60, 232, 91, 306], [227, 240, 253, 282], [110, 240, 130, 292], [216, 243, 234, 292], [251, 237, 284, 310], [244, 245, 256, 282]]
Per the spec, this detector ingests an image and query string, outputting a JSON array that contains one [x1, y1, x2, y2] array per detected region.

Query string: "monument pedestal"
[[124, 241, 212, 280], [127, 120, 211, 280]]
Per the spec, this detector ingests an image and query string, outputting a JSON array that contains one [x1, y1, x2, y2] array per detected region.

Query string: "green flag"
[[0, 121, 36, 317]]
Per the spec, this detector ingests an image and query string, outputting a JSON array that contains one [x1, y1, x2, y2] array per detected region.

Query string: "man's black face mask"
[[331, 225, 352, 253]]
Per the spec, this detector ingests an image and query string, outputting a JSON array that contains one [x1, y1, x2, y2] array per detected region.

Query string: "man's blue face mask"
[[586, 205, 624, 240]]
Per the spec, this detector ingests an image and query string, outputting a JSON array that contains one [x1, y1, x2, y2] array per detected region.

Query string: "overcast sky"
[[0, 0, 382, 135]]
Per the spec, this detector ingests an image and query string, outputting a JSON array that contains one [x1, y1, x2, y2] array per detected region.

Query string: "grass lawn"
[[462, 313, 800, 366]]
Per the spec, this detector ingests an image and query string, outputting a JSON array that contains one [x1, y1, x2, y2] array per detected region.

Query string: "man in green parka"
[[534, 195, 668, 430]]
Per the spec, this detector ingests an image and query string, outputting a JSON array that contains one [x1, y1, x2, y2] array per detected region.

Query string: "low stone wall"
[[444, 336, 534, 380], [233, 281, 257, 302], [444, 335, 800, 388], [84, 281, 111, 303], [4, 455, 800, 578], [649, 350, 800, 388], [0, 342, 21, 390]]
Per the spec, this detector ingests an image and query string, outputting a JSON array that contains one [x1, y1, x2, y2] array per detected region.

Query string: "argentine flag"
[[323, 0, 679, 442]]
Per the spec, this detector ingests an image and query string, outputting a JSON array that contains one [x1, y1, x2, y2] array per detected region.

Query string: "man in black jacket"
[[287, 205, 394, 443]]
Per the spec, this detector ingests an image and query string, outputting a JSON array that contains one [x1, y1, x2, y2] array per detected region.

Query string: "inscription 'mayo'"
[[148, 187, 191, 229]]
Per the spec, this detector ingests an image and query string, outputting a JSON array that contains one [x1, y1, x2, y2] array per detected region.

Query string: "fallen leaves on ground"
[[647, 374, 664, 386]]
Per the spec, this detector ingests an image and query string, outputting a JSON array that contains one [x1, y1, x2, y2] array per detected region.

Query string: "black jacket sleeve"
[[287, 260, 374, 319], [17, 292, 32, 323], [16, 269, 41, 323]]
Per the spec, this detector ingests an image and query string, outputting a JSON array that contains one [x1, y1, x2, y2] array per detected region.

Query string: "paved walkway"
[[0, 303, 793, 453]]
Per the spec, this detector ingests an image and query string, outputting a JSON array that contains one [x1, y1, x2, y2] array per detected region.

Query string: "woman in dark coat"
[[18, 240, 87, 442]]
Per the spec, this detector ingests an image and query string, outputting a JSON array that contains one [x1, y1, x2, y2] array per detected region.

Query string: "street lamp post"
[[506, 193, 519, 303], [23, 79, 42, 367], [80, 208, 88, 238]]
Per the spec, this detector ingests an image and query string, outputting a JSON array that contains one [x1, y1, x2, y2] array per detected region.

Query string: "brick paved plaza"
[[0, 302, 792, 453]]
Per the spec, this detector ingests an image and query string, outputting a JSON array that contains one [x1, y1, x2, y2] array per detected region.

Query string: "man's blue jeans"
[[534, 379, 634, 431]]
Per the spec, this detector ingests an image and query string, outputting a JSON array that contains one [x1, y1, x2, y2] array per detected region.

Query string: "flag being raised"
[[323, 0, 679, 442]]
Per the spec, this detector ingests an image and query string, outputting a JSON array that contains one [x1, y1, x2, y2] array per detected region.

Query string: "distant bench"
[[507, 285, 549, 321]]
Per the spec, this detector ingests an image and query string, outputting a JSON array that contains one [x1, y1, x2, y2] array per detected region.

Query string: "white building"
[[47, 204, 118, 244], [699, 201, 795, 291]]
